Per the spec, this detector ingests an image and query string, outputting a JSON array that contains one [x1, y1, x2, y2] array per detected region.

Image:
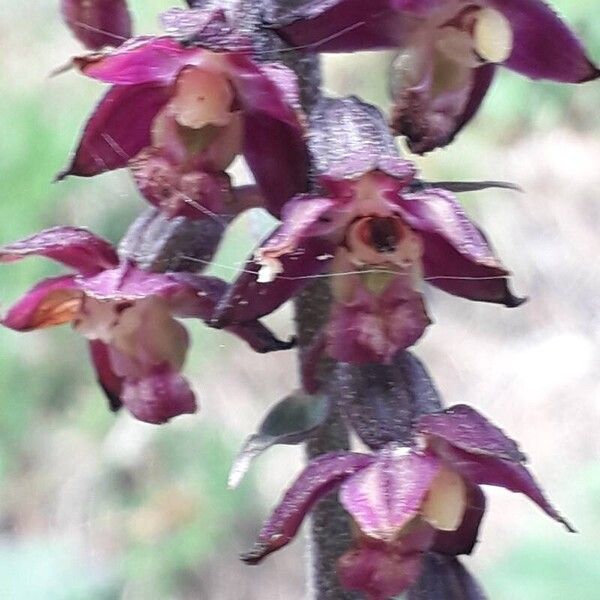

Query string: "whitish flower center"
[[473, 8, 514, 63], [170, 66, 235, 130], [392, 6, 514, 97], [420, 466, 467, 531], [75, 296, 188, 370], [436, 6, 514, 67], [149, 63, 243, 167]]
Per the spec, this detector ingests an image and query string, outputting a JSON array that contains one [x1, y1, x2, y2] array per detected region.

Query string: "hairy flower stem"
[[289, 46, 360, 599], [184, 5, 356, 593], [282, 27, 428, 599], [295, 282, 360, 600]]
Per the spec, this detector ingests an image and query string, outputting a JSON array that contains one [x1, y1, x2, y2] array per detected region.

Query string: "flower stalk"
[[287, 43, 360, 597], [296, 280, 359, 600], [286, 50, 444, 600]]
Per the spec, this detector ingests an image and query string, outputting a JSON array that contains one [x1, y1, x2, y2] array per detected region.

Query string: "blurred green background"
[[1, 1, 599, 598]]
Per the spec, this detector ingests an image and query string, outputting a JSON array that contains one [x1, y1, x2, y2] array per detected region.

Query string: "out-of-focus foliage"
[[0, 1, 598, 598], [483, 465, 600, 600]]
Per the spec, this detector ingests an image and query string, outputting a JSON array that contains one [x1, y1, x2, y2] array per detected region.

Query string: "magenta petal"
[[232, 58, 308, 215], [0, 227, 118, 275], [61, 0, 132, 50], [243, 113, 310, 217], [340, 449, 441, 540], [212, 236, 336, 326], [442, 445, 574, 532], [80, 263, 196, 302], [88, 340, 123, 412], [490, 0, 599, 83], [75, 36, 193, 84], [2, 275, 80, 331], [398, 189, 523, 306], [271, 0, 441, 53], [261, 195, 338, 254], [241, 452, 374, 564], [228, 58, 302, 129], [417, 404, 526, 463], [398, 188, 500, 269], [338, 545, 425, 600], [59, 83, 171, 179], [121, 364, 197, 424]]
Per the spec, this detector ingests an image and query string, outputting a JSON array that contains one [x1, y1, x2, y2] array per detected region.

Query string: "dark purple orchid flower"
[[213, 159, 522, 366], [212, 98, 522, 365], [0, 227, 291, 424], [61, 0, 132, 50], [268, 0, 599, 153], [59, 17, 308, 218], [242, 404, 573, 600]]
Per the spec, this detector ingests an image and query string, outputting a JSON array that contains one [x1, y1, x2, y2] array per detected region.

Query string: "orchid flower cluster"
[[3, 0, 597, 598]]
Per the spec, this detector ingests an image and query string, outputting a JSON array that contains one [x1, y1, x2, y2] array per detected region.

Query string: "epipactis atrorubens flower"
[[61, 0, 132, 50], [242, 404, 573, 600], [0, 227, 291, 424], [269, 0, 599, 153], [213, 166, 523, 366], [59, 8, 307, 219]]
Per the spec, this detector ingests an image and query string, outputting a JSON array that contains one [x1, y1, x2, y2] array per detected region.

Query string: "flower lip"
[[338, 522, 434, 599], [339, 447, 443, 542], [128, 149, 237, 219], [327, 265, 431, 364]]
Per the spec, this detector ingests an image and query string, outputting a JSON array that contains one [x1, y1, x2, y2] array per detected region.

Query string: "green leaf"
[[228, 392, 330, 488]]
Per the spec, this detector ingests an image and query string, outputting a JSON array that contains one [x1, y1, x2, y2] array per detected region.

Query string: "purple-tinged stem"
[[295, 281, 360, 600]]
